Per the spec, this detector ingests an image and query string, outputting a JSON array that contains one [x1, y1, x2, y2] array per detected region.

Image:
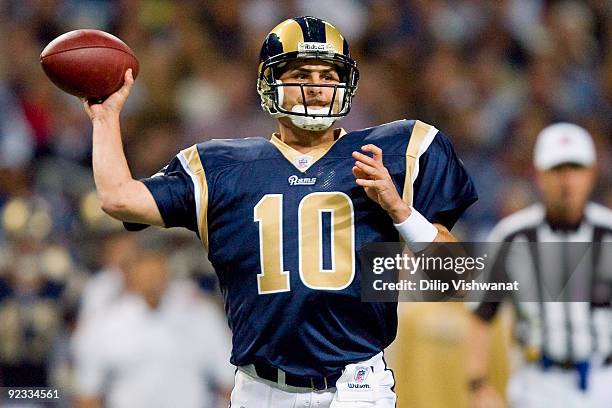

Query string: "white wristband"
[[394, 207, 438, 252]]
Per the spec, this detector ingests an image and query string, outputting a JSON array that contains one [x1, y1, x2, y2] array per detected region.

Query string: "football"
[[40, 29, 139, 100]]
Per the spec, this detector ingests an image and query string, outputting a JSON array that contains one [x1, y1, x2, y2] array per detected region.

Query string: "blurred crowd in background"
[[0, 0, 611, 406]]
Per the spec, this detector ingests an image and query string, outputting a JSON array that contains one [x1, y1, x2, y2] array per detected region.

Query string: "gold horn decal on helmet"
[[270, 19, 304, 53], [324, 24, 344, 57]]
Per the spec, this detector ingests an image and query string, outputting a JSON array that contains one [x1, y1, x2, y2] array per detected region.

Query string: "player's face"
[[536, 163, 596, 223], [277, 60, 342, 113]]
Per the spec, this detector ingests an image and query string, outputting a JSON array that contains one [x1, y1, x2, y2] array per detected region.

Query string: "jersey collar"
[[269, 128, 347, 173]]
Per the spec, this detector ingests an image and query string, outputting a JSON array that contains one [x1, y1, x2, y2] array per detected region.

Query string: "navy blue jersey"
[[129, 119, 477, 377]]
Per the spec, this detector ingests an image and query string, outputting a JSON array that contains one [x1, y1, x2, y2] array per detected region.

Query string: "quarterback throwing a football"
[[83, 16, 477, 407]]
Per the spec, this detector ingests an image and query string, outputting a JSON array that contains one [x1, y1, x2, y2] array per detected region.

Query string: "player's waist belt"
[[252, 362, 342, 390]]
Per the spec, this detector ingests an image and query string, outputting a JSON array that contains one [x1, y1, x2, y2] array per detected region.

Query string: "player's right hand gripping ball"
[[40, 29, 139, 101]]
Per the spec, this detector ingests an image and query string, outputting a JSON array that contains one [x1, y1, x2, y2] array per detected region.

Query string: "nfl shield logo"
[[295, 155, 313, 170], [354, 366, 369, 383]]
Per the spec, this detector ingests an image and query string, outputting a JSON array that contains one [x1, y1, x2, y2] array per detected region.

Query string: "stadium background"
[[0, 0, 610, 406]]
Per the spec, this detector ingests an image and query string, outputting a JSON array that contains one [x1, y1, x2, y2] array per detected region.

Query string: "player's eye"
[[323, 72, 339, 82]]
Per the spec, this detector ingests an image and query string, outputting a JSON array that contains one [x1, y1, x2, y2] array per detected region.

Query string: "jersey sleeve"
[[412, 131, 478, 229], [123, 150, 199, 234]]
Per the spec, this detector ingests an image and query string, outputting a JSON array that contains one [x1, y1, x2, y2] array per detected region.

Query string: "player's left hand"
[[352, 144, 411, 223]]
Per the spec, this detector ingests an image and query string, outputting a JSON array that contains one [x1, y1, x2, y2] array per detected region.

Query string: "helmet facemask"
[[258, 53, 359, 131]]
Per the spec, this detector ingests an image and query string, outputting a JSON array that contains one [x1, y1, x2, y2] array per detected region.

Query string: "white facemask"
[[274, 82, 344, 131]]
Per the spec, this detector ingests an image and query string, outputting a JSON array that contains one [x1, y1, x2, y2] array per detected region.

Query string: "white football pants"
[[229, 352, 396, 408]]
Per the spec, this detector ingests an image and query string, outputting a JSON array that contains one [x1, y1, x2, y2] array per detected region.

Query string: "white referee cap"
[[533, 123, 596, 170]]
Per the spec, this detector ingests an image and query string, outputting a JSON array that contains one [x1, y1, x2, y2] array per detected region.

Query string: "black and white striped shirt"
[[474, 202, 612, 363]]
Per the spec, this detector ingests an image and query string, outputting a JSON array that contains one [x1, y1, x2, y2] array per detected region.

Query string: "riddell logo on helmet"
[[298, 42, 335, 54]]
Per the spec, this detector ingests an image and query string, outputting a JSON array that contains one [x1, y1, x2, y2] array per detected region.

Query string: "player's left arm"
[[352, 144, 458, 243]]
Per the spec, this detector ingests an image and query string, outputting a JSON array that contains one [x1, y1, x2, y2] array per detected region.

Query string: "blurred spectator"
[[0, 234, 83, 388], [75, 232, 137, 325], [0, 85, 34, 171], [72, 249, 233, 408]]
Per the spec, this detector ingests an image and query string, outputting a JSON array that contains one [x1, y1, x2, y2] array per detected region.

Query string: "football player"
[[83, 16, 477, 407]]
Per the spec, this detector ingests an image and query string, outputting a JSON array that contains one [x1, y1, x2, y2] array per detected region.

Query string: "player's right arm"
[[83, 69, 164, 226]]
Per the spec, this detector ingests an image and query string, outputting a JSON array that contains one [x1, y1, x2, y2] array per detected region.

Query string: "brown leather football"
[[40, 29, 139, 100]]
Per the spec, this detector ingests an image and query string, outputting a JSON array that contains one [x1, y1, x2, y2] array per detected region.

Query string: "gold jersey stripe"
[[403, 120, 433, 206], [180, 145, 209, 250]]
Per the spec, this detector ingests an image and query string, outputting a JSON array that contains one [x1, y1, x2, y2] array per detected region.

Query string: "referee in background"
[[468, 123, 612, 407]]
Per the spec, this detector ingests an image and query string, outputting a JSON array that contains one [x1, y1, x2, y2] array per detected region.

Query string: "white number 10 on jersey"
[[254, 192, 355, 294]]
